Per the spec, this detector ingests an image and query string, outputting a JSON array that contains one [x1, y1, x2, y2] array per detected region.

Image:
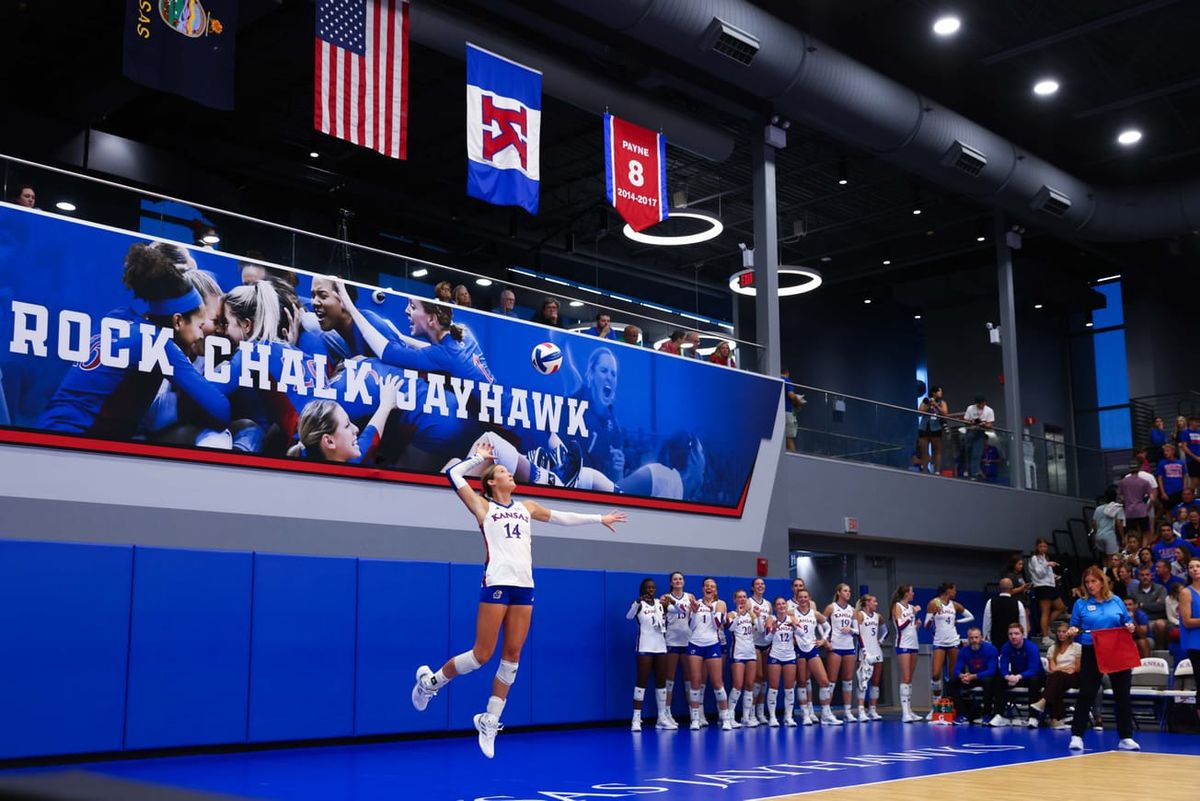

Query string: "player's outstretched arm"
[[526, 502, 627, 532], [445, 441, 493, 524]]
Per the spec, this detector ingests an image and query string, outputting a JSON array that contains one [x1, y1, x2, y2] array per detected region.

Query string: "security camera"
[[738, 244, 754, 268], [372, 289, 387, 305], [986, 322, 1001, 345]]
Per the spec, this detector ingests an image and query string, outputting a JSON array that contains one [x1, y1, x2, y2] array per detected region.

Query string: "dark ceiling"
[[2, 0, 1196, 327]]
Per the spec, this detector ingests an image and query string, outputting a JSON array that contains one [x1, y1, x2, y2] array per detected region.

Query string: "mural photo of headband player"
[[0, 204, 778, 513]]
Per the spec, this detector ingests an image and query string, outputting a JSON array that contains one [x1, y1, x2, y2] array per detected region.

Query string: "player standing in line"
[[823, 583, 860, 722], [685, 578, 733, 730], [660, 572, 693, 726], [785, 578, 810, 719], [793, 589, 841, 725], [747, 577, 773, 724], [410, 441, 626, 758], [892, 585, 923, 722], [626, 577, 673, 731], [924, 582, 974, 722], [763, 597, 798, 727], [854, 594, 886, 721], [725, 589, 764, 727]]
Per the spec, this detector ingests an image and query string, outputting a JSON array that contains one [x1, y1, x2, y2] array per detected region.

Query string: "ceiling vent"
[[941, 140, 987, 177], [703, 18, 760, 66], [1031, 185, 1072, 218]]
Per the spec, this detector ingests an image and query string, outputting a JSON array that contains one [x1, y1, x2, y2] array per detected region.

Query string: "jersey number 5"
[[503, 523, 523, 539]]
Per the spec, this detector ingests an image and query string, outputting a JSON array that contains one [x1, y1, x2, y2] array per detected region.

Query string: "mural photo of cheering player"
[[0, 204, 779, 514]]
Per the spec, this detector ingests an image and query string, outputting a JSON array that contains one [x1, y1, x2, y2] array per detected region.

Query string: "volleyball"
[[531, 342, 562, 375]]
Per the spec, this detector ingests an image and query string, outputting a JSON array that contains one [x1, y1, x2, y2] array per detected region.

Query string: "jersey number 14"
[[503, 523, 523, 539]]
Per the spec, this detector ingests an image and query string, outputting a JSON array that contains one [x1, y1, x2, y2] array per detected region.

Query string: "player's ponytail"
[[855, 594, 876, 614], [417, 300, 464, 342], [296, 399, 340, 461], [479, 462, 500, 500], [223, 281, 283, 343], [123, 243, 202, 325], [889, 584, 912, 611]]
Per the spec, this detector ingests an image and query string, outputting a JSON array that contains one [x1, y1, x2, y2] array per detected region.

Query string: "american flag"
[[314, 0, 409, 159]]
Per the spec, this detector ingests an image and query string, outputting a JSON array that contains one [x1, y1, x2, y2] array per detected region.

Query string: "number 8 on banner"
[[604, 112, 668, 232]]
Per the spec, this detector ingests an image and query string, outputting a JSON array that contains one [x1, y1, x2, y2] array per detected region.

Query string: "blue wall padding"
[[528, 567, 607, 723], [0, 541, 133, 759], [248, 553, 357, 742], [355, 559, 450, 735], [445, 563, 532, 729], [124, 547, 253, 750], [603, 570, 646, 719]]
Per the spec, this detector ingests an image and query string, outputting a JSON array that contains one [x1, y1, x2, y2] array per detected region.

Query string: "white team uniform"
[[767, 618, 798, 661], [749, 597, 773, 647], [895, 603, 919, 650], [829, 602, 858, 651], [727, 612, 763, 661], [480, 500, 533, 587], [794, 607, 820, 656], [627, 599, 667, 654], [930, 600, 961, 648], [664, 592, 692, 648], [858, 612, 885, 663], [689, 599, 720, 646]]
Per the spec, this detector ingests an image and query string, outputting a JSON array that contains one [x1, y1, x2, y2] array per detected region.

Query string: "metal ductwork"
[[548, 0, 1200, 242]]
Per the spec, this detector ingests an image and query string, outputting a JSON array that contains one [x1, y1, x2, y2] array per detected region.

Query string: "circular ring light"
[[728, 266, 822, 297], [622, 209, 723, 247]]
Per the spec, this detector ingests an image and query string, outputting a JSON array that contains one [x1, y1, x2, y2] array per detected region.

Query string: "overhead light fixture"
[[1034, 303, 1044, 309], [728, 266, 823, 296], [622, 210, 723, 247], [475, 278, 493, 287], [568, 300, 585, 307], [837, 158, 848, 185], [1117, 129, 1142, 146], [863, 299, 873, 305], [55, 201, 76, 212], [1033, 79, 1059, 97], [1095, 273, 1122, 283], [976, 234, 986, 242], [820, 256, 832, 263], [201, 234, 220, 245], [914, 314, 922, 320], [912, 209, 922, 215], [1085, 321, 1094, 328], [932, 15, 961, 36], [411, 268, 429, 278], [309, 151, 320, 158], [882, 259, 892, 265]]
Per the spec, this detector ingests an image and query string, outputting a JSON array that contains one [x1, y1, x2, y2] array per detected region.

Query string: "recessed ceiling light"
[[914, 314, 922, 320], [1034, 303, 1044, 309], [976, 235, 986, 242], [55, 201, 76, 212], [1117, 129, 1142, 146], [932, 15, 961, 36], [411, 268, 428, 278], [569, 300, 585, 307], [1033, 79, 1059, 97], [475, 278, 493, 287], [882, 259, 892, 265], [820, 256, 832, 262], [838, 178, 848, 186], [912, 208, 922, 215], [863, 299, 872, 305], [201, 234, 220, 245], [309, 151, 320, 158], [1085, 321, 1094, 327]]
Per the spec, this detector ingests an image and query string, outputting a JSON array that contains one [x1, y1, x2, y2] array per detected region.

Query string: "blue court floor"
[[8, 722, 1200, 801]]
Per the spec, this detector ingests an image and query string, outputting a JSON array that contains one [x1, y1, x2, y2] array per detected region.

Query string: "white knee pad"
[[496, 659, 519, 686], [453, 650, 482, 675], [841, 680, 854, 696], [713, 687, 727, 703], [665, 679, 675, 693], [818, 685, 833, 703], [689, 688, 702, 703], [633, 686, 646, 701]]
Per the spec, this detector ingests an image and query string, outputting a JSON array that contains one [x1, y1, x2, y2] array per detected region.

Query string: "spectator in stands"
[[1182, 511, 1200, 543], [682, 331, 701, 357], [1166, 582, 1183, 646], [491, 288, 517, 316], [583, 311, 617, 340], [1029, 622, 1080, 729], [980, 441, 1001, 482], [1136, 546, 1155, 573], [1104, 553, 1124, 590], [1090, 487, 1126, 557], [781, 367, 804, 453], [1174, 544, 1194, 578], [1029, 538, 1063, 644], [659, 330, 684, 355], [1149, 416, 1168, 462], [1002, 554, 1032, 607], [916, 386, 949, 476], [708, 341, 736, 368], [1129, 565, 1169, 648], [622, 325, 641, 346], [1124, 597, 1151, 657], [1120, 533, 1142, 565], [1175, 487, 1200, 519], [1155, 559, 1185, 591], [530, 297, 564, 328], [1183, 416, 1200, 491], [1117, 461, 1154, 543], [962, 395, 994, 480], [982, 578, 1027, 644], [988, 622, 1043, 727], [1158, 442, 1187, 508], [434, 281, 453, 302], [1114, 564, 1134, 600], [14, 183, 36, 208], [453, 284, 472, 308], [946, 627, 997, 724], [1152, 522, 1187, 569]]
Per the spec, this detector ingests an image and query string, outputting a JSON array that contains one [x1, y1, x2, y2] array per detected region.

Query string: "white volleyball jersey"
[[829, 602, 857, 650], [480, 500, 533, 588], [664, 592, 692, 647], [794, 607, 820, 653], [768, 618, 797, 661], [689, 598, 720, 646], [628, 599, 667, 654], [749, 596, 773, 646], [858, 612, 884, 661], [930, 600, 960, 647], [727, 612, 761, 660], [895, 603, 919, 650]]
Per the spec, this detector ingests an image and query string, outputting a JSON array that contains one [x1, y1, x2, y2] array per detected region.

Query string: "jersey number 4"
[[503, 523, 523, 539]]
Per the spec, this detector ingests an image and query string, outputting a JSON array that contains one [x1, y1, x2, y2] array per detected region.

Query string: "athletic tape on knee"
[[713, 687, 727, 703], [496, 659, 519, 686], [841, 680, 854, 696], [900, 682, 912, 700], [819, 685, 833, 703], [453, 650, 482, 675], [633, 687, 645, 701]]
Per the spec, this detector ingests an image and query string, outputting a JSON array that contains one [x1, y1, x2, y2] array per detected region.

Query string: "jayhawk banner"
[[604, 113, 668, 232], [123, 0, 238, 109], [465, 43, 541, 215]]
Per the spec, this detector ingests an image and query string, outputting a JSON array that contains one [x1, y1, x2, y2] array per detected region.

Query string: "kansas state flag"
[[122, 0, 238, 110], [466, 44, 541, 215]]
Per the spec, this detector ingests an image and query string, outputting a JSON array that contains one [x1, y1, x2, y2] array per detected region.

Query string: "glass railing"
[[785, 383, 1108, 497], [0, 153, 761, 366]]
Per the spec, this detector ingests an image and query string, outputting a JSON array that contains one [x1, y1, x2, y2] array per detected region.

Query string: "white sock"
[[743, 692, 754, 716], [633, 686, 645, 704], [655, 687, 668, 715], [767, 688, 778, 716], [784, 689, 795, 719], [486, 695, 506, 719], [900, 682, 912, 714], [818, 685, 833, 705], [729, 688, 742, 709], [665, 679, 675, 704]]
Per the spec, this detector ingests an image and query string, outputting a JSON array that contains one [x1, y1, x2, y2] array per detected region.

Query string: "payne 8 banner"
[[604, 112, 668, 232], [0, 205, 780, 515]]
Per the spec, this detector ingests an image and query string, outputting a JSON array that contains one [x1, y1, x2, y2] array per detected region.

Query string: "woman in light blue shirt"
[[1066, 565, 1138, 752]]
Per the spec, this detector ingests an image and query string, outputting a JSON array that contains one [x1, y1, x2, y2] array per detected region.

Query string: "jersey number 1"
[[504, 523, 523, 539]]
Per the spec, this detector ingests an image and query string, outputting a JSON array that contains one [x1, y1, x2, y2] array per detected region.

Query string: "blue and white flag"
[[466, 43, 541, 215]]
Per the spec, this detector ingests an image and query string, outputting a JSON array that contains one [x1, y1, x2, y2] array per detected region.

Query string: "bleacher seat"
[[1175, 659, 1194, 692], [1150, 649, 1175, 669]]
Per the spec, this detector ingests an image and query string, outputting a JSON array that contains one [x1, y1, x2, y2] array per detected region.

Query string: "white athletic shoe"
[[631, 716, 642, 732], [820, 710, 844, 726], [988, 714, 1009, 727], [721, 716, 732, 731], [411, 665, 437, 712], [925, 709, 936, 721], [843, 709, 860, 723], [690, 717, 701, 731], [756, 710, 770, 725], [768, 715, 780, 728], [1068, 736, 1084, 751], [728, 714, 741, 729], [1026, 716, 1040, 729], [743, 715, 760, 728], [867, 708, 883, 721], [473, 712, 502, 759], [1118, 738, 1140, 751], [806, 711, 821, 726], [901, 712, 922, 723], [655, 716, 678, 730], [783, 714, 798, 727]]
